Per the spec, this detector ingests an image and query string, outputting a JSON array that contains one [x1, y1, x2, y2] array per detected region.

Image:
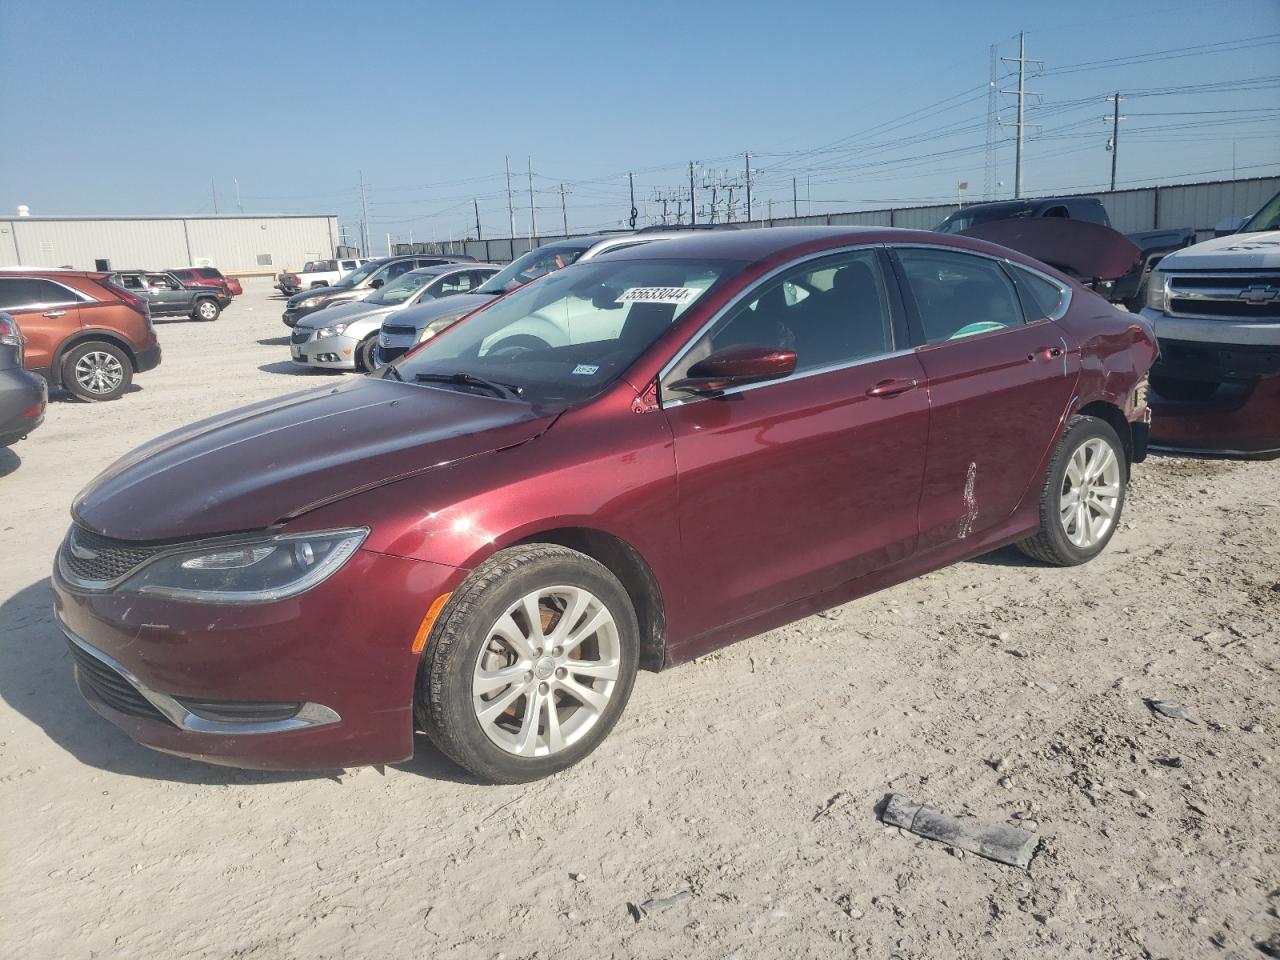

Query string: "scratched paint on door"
[[958, 461, 978, 539]]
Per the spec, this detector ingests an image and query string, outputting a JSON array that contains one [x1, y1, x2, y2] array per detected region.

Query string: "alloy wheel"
[[198, 301, 218, 320], [1059, 437, 1121, 548], [471, 585, 621, 758], [75, 351, 125, 395]]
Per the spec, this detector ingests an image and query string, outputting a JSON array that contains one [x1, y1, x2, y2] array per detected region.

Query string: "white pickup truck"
[[275, 257, 372, 295], [1141, 190, 1280, 401]]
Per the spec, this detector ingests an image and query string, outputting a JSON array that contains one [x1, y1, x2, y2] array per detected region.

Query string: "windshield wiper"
[[413, 371, 523, 400]]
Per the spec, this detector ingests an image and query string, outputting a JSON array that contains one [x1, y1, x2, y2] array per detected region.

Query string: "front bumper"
[[1150, 336, 1280, 384], [52, 547, 462, 769], [290, 331, 360, 370], [135, 344, 162, 374], [1150, 374, 1280, 457], [376, 332, 417, 366]]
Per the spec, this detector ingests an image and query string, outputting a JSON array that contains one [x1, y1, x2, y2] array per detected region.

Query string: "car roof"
[[406, 263, 500, 277]]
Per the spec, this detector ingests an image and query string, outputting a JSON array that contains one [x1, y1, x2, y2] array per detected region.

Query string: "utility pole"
[[211, 178, 219, 215], [234, 177, 243, 215], [768, 197, 773, 223], [806, 174, 811, 216], [1001, 32, 1042, 199], [386, 232, 392, 257], [560, 183, 569, 235], [793, 177, 798, 217], [744, 152, 752, 222], [358, 170, 370, 256], [1105, 92, 1125, 192], [628, 172, 637, 229], [474, 198, 482, 240], [527, 157, 537, 240], [505, 155, 516, 240], [984, 44, 999, 199], [689, 162, 696, 227]]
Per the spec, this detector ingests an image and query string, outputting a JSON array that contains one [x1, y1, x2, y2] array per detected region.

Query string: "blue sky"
[[1, 0, 1277, 245]]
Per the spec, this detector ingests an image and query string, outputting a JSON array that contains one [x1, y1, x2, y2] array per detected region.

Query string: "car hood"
[[296, 299, 397, 331], [288, 285, 363, 308], [1156, 230, 1280, 271], [387, 292, 496, 330], [72, 377, 557, 541]]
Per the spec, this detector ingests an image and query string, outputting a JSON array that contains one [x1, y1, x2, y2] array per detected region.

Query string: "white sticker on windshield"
[[616, 286, 701, 305], [572, 364, 600, 376]]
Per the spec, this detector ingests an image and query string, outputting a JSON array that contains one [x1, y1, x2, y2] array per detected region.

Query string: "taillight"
[[102, 280, 149, 316], [0, 315, 19, 345]]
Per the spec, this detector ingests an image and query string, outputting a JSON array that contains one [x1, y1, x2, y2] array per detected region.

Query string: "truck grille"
[[67, 638, 172, 724], [1168, 272, 1280, 321], [59, 526, 166, 587]]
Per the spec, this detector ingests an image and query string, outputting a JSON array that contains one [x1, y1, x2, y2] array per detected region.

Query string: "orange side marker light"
[[411, 593, 453, 653]]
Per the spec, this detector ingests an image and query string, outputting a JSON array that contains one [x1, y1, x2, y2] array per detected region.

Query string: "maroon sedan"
[[54, 228, 1156, 783]]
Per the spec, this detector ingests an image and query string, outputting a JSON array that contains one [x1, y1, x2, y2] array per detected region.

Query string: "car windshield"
[[333, 261, 382, 288], [474, 244, 592, 295], [1241, 192, 1280, 233], [366, 271, 437, 305], [390, 257, 739, 406], [936, 206, 1033, 234]]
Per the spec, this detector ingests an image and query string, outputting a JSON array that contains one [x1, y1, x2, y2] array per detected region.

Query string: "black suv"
[[282, 255, 472, 327], [109, 270, 230, 322]]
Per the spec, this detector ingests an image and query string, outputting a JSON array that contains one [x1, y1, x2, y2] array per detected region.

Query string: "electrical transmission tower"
[[984, 44, 999, 199], [701, 169, 744, 223], [1000, 32, 1042, 199]]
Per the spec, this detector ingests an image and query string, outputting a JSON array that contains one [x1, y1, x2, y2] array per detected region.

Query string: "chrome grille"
[[60, 526, 165, 586], [1167, 272, 1280, 321]]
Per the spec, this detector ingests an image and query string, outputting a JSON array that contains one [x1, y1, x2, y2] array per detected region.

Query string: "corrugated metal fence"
[[402, 175, 1279, 263]]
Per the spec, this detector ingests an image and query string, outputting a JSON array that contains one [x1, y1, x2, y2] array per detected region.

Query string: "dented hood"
[[73, 377, 556, 541], [959, 218, 1141, 281]]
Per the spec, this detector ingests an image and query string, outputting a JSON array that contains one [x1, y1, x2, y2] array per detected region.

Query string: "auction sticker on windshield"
[[616, 287, 702, 305]]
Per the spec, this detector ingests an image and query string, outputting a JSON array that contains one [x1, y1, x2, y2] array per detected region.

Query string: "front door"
[[890, 247, 1079, 550], [143, 274, 188, 316], [661, 248, 929, 641], [0, 276, 85, 373]]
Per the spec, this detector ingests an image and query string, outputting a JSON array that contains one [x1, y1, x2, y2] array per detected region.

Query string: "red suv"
[[0, 270, 161, 401], [168, 267, 243, 297]]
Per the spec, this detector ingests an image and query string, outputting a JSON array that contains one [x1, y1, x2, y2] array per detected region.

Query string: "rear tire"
[[61, 341, 133, 402], [1016, 415, 1126, 566], [193, 298, 221, 322], [415, 544, 640, 784]]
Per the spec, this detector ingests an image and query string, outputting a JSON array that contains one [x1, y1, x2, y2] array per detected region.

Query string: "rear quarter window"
[[1011, 266, 1066, 319]]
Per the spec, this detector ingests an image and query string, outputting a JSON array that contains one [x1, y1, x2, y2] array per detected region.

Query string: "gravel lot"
[[2, 278, 1277, 959]]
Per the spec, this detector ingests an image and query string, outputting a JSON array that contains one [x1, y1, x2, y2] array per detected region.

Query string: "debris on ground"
[[628, 889, 693, 921], [1146, 699, 1196, 723], [881, 794, 1039, 869]]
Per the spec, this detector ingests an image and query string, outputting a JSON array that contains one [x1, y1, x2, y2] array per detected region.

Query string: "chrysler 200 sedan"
[[54, 227, 1156, 783]]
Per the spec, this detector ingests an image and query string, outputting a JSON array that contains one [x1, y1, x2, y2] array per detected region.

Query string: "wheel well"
[[512, 527, 667, 672], [51, 330, 139, 387], [1077, 400, 1132, 468]]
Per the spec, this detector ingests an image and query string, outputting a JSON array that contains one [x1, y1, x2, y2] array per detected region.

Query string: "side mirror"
[[668, 344, 797, 395], [369, 278, 385, 289]]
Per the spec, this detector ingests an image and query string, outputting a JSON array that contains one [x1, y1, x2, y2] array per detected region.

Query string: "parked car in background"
[[109, 270, 229, 322], [1141, 190, 1280, 456], [937, 196, 1196, 309], [290, 263, 498, 372], [0, 311, 47, 446], [277, 257, 372, 295], [55, 226, 1155, 782], [168, 267, 243, 297], [0, 269, 161, 401], [375, 232, 684, 365], [282, 255, 470, 326]]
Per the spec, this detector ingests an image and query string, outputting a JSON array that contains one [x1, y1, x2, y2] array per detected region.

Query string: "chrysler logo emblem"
[[1239, 284, 1280, 304], [68, 533, 100, 561]]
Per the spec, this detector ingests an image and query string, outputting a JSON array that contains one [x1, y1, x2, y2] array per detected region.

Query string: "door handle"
[[43, 310, 66, 318], [866, 377, 919, 398], [1028, 346, 1063, 362]]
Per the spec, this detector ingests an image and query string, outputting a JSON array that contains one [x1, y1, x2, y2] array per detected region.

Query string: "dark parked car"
[[168, 267, 243, 297], [0, 311, 47, 446], [0, 269, 161, 401], [282, 255, 473, 327], [109, 270, 229, 322], [54, 227, 1155, 783]]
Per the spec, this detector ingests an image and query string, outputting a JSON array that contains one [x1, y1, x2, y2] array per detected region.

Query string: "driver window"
[[666, 249, 893, 382]]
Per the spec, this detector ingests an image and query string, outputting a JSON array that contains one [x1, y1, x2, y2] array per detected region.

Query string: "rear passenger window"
[[896, 249, 1024, 344], [1011, 266, 1065, 319], [0, 277, 83, 309]]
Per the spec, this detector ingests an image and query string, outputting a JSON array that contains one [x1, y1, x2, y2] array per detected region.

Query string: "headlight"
[[121, 528, 367, 603], [300, 297, 324, 309], [417, 315, 461, 343], [1145, 270, 1169, 312], [317, 323, 348, 338]]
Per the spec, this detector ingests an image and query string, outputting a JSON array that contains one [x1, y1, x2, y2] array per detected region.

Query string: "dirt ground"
[[2, 279, 1277, 960]]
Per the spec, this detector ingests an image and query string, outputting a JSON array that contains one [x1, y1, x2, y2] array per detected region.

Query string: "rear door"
[[889, 246, 1078, 550], [0, 276, 86, 372], [661, 248, 929, 639]]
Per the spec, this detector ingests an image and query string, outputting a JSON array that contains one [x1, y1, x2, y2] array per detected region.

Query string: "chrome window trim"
[[658, 242, 897, 408], [888, 242, 1072, 323], [62, 621, 340, 735], [0, 275, 95, 310]]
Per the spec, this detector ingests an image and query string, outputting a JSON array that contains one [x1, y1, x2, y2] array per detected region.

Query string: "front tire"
[[416, 544, 640, 783], [61, 341, 133, 402], [356, 334, 380, 373], [193, 298, 221, 322], [1016, 415, 1126, 566]]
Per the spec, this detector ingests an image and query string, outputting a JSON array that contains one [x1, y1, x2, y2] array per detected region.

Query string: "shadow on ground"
[[257, 361, 342, 377], [257, 335, 291, 346], [0, 446, 21, 478], [0, 578, 472, 785]]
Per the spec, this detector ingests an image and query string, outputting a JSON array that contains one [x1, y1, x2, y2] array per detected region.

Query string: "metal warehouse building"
[[0, 214, 340, 276]]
